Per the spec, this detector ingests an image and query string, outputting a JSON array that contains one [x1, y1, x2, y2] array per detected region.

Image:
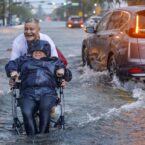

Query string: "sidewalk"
[[0, 25, 23, 33]]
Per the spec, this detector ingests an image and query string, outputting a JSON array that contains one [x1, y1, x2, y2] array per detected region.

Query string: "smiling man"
[[10, 18, 58, 60]]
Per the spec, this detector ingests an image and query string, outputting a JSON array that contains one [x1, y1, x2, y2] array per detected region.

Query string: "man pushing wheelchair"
[[5, 40, 72, 136]]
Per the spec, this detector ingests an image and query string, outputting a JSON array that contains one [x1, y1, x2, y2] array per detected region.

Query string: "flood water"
[[0, 21, 145, 145]]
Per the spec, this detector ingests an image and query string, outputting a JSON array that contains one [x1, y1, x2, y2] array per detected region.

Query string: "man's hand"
[[56, 68, 65, 77]]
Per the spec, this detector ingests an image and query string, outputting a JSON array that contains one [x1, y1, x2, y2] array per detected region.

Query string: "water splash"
[[78, 66, 145, 128], [79, 65, 109, 85]]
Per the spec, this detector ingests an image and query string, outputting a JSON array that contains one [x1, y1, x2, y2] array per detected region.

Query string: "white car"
[[84, 15, 102, 30]]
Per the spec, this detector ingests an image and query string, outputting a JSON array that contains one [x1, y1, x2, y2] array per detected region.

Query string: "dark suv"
[[82, 6, 145, 81]]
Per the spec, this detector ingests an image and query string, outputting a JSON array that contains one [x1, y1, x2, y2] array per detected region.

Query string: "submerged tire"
[[108, 55, 117, 80], [82, 46, 93, 69], [82, 46, 88, 66]]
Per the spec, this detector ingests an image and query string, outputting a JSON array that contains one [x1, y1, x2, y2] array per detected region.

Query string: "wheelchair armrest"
[[56, 97, 61, 105], [14, 80, 21, 89]]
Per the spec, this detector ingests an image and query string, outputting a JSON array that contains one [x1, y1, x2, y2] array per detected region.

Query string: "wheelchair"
[[10, 82, 65, 135]]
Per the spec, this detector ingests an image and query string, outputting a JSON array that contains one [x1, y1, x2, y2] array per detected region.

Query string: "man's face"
[[32, 51, 47, 59], [24, 22, 40, 42]]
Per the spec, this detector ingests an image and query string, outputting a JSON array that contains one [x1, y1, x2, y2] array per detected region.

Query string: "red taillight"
[[128, 68, 144, 73], [135, 15, 139, 34]]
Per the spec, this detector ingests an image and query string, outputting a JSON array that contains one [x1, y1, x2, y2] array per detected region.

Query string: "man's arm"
[[10, 34, 27, 60], [10, 39, 21, 60], [5, 57, 23, 87], [5, 60, 19, 77], [5, 56, 24, 77]]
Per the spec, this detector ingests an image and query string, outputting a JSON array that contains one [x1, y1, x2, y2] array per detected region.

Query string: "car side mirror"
[[85, 26, 96, 33]]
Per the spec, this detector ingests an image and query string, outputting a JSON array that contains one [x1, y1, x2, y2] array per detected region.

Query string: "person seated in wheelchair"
[[5, 40, 72, 136]]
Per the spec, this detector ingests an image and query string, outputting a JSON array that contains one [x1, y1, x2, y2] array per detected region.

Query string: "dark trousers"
[[19, 95, 57, 136]]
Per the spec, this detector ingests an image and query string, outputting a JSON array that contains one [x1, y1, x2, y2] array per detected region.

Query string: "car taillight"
[[135, 15, 139, 34], [128, 14, 145, 38], [128, 68, 144, 73]]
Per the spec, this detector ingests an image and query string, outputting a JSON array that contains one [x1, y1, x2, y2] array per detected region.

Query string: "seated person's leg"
[[19, 98, 38, 135], [39, 95, 57, 134]]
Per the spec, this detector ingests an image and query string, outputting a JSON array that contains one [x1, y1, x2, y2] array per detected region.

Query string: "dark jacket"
[[5, 55, 72, 98]]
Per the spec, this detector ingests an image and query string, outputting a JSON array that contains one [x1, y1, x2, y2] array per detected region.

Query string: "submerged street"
[[1, 21, 145, 145]]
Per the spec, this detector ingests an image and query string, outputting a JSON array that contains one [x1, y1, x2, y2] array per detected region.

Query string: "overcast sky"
[[26, 0, 65, 4], [25, 0, 65, 14]]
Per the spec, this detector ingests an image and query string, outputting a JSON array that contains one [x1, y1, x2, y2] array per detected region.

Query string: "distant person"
[[5, 40, 72, 136]]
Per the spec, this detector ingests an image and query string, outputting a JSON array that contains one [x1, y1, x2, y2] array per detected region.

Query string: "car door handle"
[[109, 34, 114, 37]]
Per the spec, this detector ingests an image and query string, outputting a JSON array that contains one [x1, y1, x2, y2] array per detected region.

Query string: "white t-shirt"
[[10, 33, 58, 60]]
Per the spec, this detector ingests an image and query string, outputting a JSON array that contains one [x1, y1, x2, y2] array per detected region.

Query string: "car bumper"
[[118, 64, 145, 80], [67, 23, 83, 28]]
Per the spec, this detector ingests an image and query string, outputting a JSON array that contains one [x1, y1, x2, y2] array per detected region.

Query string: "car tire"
[[82, 46, 93, 69], [82, 46, 88, 66], [108, 55, 117, 80]]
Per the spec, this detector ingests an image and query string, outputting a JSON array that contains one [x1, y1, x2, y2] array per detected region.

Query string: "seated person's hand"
[[61, 79, 66, 88], [9, 71, 19, 88], [56, 68, 64, 77]]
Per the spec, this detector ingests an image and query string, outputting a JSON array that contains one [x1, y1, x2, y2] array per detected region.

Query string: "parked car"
[[66, 15, 84, 28], [83, 15, 101, 30], [82, 6, 145, 81]]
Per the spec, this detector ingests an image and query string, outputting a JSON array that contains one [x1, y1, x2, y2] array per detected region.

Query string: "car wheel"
[[108, 55, 117, 80], [82, 46, 88, 66]]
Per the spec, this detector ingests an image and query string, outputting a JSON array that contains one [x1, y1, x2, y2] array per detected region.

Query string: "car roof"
[[69, 15, 81, 18], [113, 5, 145, 13], [88, 16, 101, 20], [90, 15, 101, 18]]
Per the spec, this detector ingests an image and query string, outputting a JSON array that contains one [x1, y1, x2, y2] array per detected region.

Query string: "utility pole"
[[1, 0, 11, 26], [79, 0, 84, 20], [2, 0, 6, 26], [8, 0, 13, 25]]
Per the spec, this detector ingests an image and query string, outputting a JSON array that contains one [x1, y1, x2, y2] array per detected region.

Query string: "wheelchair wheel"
[[12, 117, 24, 135]]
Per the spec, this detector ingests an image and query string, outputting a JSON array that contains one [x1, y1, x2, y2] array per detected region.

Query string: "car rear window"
[[129, 10, 145, 38], [137, 10, 145, 31]]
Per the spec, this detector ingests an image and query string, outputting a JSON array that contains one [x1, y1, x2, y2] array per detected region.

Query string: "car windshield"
[[92, 18, 101, 22], [71, 17, 81, 21]]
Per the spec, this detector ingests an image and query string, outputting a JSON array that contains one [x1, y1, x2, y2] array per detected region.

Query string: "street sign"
[[96, 5, 101, 15], [78, 11, 83, 17], [71, 3, 79, 6]]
